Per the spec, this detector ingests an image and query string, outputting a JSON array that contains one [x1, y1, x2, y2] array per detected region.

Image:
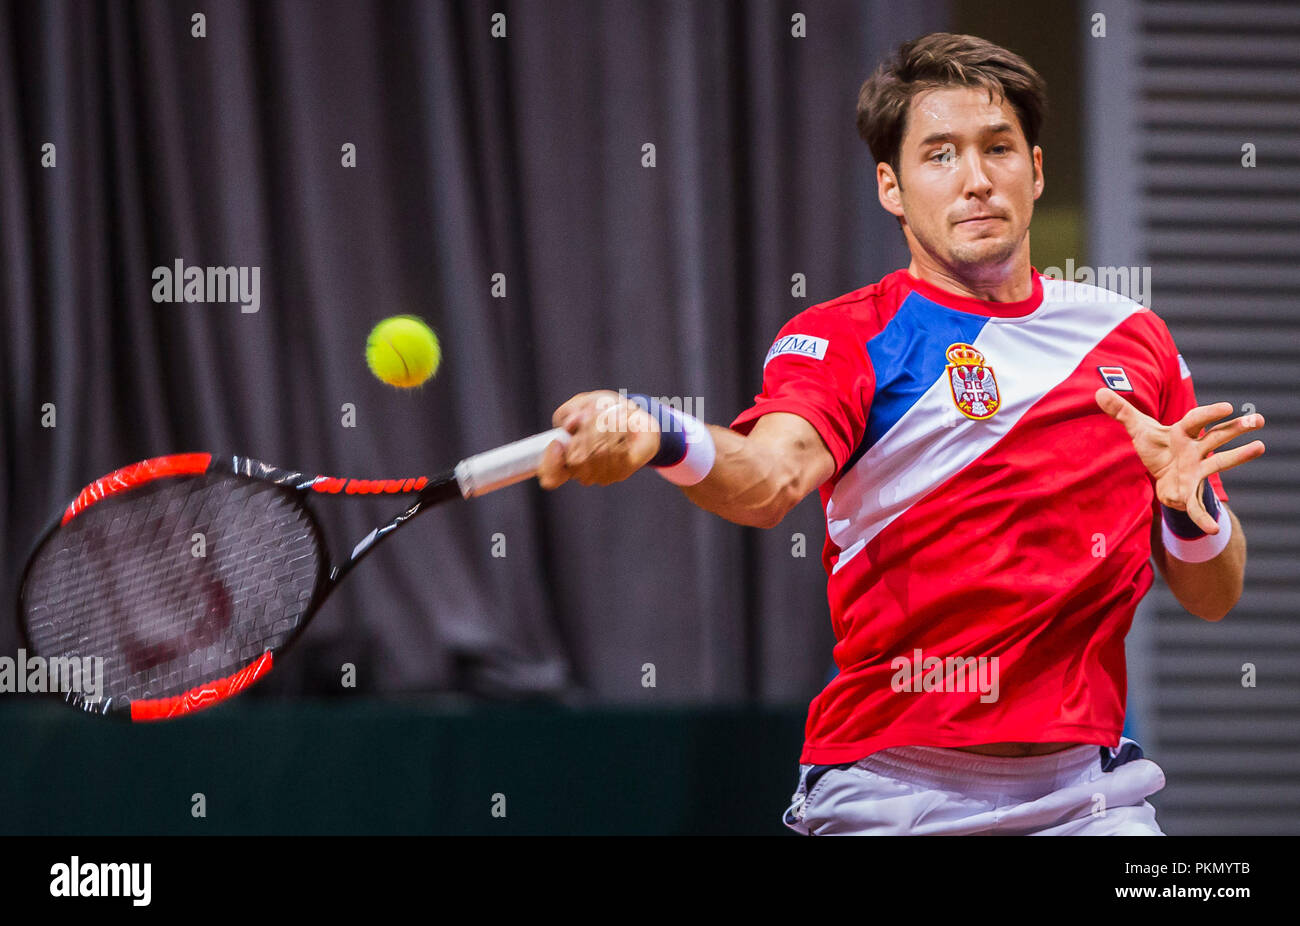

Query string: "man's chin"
[[946, 237, 1020, 270]]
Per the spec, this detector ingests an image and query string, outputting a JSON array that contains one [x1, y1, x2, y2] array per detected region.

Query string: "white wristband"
[[1161, 503, 1232, 563], [654, 412, 716, 486]]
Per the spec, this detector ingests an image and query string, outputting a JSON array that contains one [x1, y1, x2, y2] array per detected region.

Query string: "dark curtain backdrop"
[[1, 0, 945, 706]]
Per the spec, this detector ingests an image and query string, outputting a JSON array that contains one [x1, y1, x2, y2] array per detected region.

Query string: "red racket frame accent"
[[61, 453, 433, 524], [310, 476, 428, 494], [62, 453, 213, 524], [129, 651, 274, 721]]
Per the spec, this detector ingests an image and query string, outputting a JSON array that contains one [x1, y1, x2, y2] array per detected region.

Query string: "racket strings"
[[21, 475, 323, 705]]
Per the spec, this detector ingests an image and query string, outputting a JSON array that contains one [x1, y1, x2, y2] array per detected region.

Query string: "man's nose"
[[961, 153, 993, 196]]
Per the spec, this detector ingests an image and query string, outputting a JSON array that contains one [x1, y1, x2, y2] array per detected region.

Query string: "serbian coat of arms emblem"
[[946, 342, 1000, 420]]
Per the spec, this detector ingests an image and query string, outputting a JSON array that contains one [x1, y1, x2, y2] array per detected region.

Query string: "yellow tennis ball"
[[366, 315, 441, 388]]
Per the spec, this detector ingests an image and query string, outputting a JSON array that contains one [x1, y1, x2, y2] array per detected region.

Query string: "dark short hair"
[[856, 33, 1047, 178]]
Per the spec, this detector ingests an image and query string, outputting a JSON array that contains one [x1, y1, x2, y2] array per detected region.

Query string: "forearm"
[[1154, 506, 1246, 622], [678, 425, 805, 529], [539, 393, 833, 523]]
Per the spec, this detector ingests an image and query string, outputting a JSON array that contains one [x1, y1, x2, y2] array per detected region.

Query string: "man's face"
[[877, 86, 1043, 276]]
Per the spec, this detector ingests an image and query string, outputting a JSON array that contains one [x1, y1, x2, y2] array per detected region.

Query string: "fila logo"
[[765, 334, 828, 366], [1097, 366, 1133, 391]]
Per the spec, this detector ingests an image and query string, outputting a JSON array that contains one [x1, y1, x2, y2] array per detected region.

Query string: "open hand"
[[1095, 388, 1265, 533]]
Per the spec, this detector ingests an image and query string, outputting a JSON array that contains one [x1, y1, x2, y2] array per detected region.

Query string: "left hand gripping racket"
[[17, 428, 570, 721]]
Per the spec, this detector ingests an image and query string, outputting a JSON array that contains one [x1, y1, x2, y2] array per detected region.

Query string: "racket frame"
[[17, 454, 458, 721]]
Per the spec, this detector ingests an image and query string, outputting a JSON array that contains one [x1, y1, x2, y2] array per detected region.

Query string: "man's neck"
[[907, 254, 1034, 304]]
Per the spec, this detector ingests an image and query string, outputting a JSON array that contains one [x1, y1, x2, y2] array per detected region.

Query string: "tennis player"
[[537, 33, 1266, 835]]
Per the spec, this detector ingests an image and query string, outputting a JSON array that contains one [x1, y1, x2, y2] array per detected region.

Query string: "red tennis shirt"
[[732, 269, 1227, 764]]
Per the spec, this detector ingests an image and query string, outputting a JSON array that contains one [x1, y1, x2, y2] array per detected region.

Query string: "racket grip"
[[454, 427, 571, 498]]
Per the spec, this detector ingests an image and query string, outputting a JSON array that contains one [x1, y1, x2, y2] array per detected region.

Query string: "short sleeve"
[[729, 310, 873, 476], [1154, 317, 1228, 503]]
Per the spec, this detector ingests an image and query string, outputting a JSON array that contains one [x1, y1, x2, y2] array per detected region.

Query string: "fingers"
[[567, 407, 632, 474], [1199, 411, 1265, 453], [1094, 387, 1125, 419], [1180, 401, 1236, 438], [551, 391, 627, 433], [536, 437, 570, 490], [1200, 440, 1266, 478], [551, 392, 594, 430], [542, 390, 660, 489], [1183, 478, 1220, 535], [1094, 387, 1147, 434]]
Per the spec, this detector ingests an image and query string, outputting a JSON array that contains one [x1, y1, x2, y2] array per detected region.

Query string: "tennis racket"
[[16, 428, 570, 721]]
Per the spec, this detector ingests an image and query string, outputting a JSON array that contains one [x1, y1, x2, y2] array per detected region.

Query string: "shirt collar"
[[902, 267, 1044, 318]]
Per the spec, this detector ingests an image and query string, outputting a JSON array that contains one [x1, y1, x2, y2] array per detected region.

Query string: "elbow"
[[751, 470, 805, 529], [722, 441, 816, 529], [1188, 584, 1243, 623], [1208, 597, 1243, 624], [719, 499, 788, 530], [730, 499, 789, 530], [751, 505, 789, 530]]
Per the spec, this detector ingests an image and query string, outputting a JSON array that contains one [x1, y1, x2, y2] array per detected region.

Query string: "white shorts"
[[783, 738, 1166, 835]]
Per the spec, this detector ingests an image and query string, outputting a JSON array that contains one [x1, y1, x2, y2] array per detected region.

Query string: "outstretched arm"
[[536, 390, 834, 528]]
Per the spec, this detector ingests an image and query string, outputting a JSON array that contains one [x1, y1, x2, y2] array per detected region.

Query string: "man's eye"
[[990, 145, 1009, 154]]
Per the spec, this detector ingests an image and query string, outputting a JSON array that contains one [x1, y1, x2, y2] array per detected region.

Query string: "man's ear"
[[1032, 145, 1044, 201], [878, 162, 905, 220]]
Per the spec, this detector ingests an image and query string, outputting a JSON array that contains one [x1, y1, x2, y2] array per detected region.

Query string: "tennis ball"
[[366, 315, 441, 388]]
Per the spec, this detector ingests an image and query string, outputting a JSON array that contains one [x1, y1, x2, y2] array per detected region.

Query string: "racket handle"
[[454, 427, 571, 498]]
